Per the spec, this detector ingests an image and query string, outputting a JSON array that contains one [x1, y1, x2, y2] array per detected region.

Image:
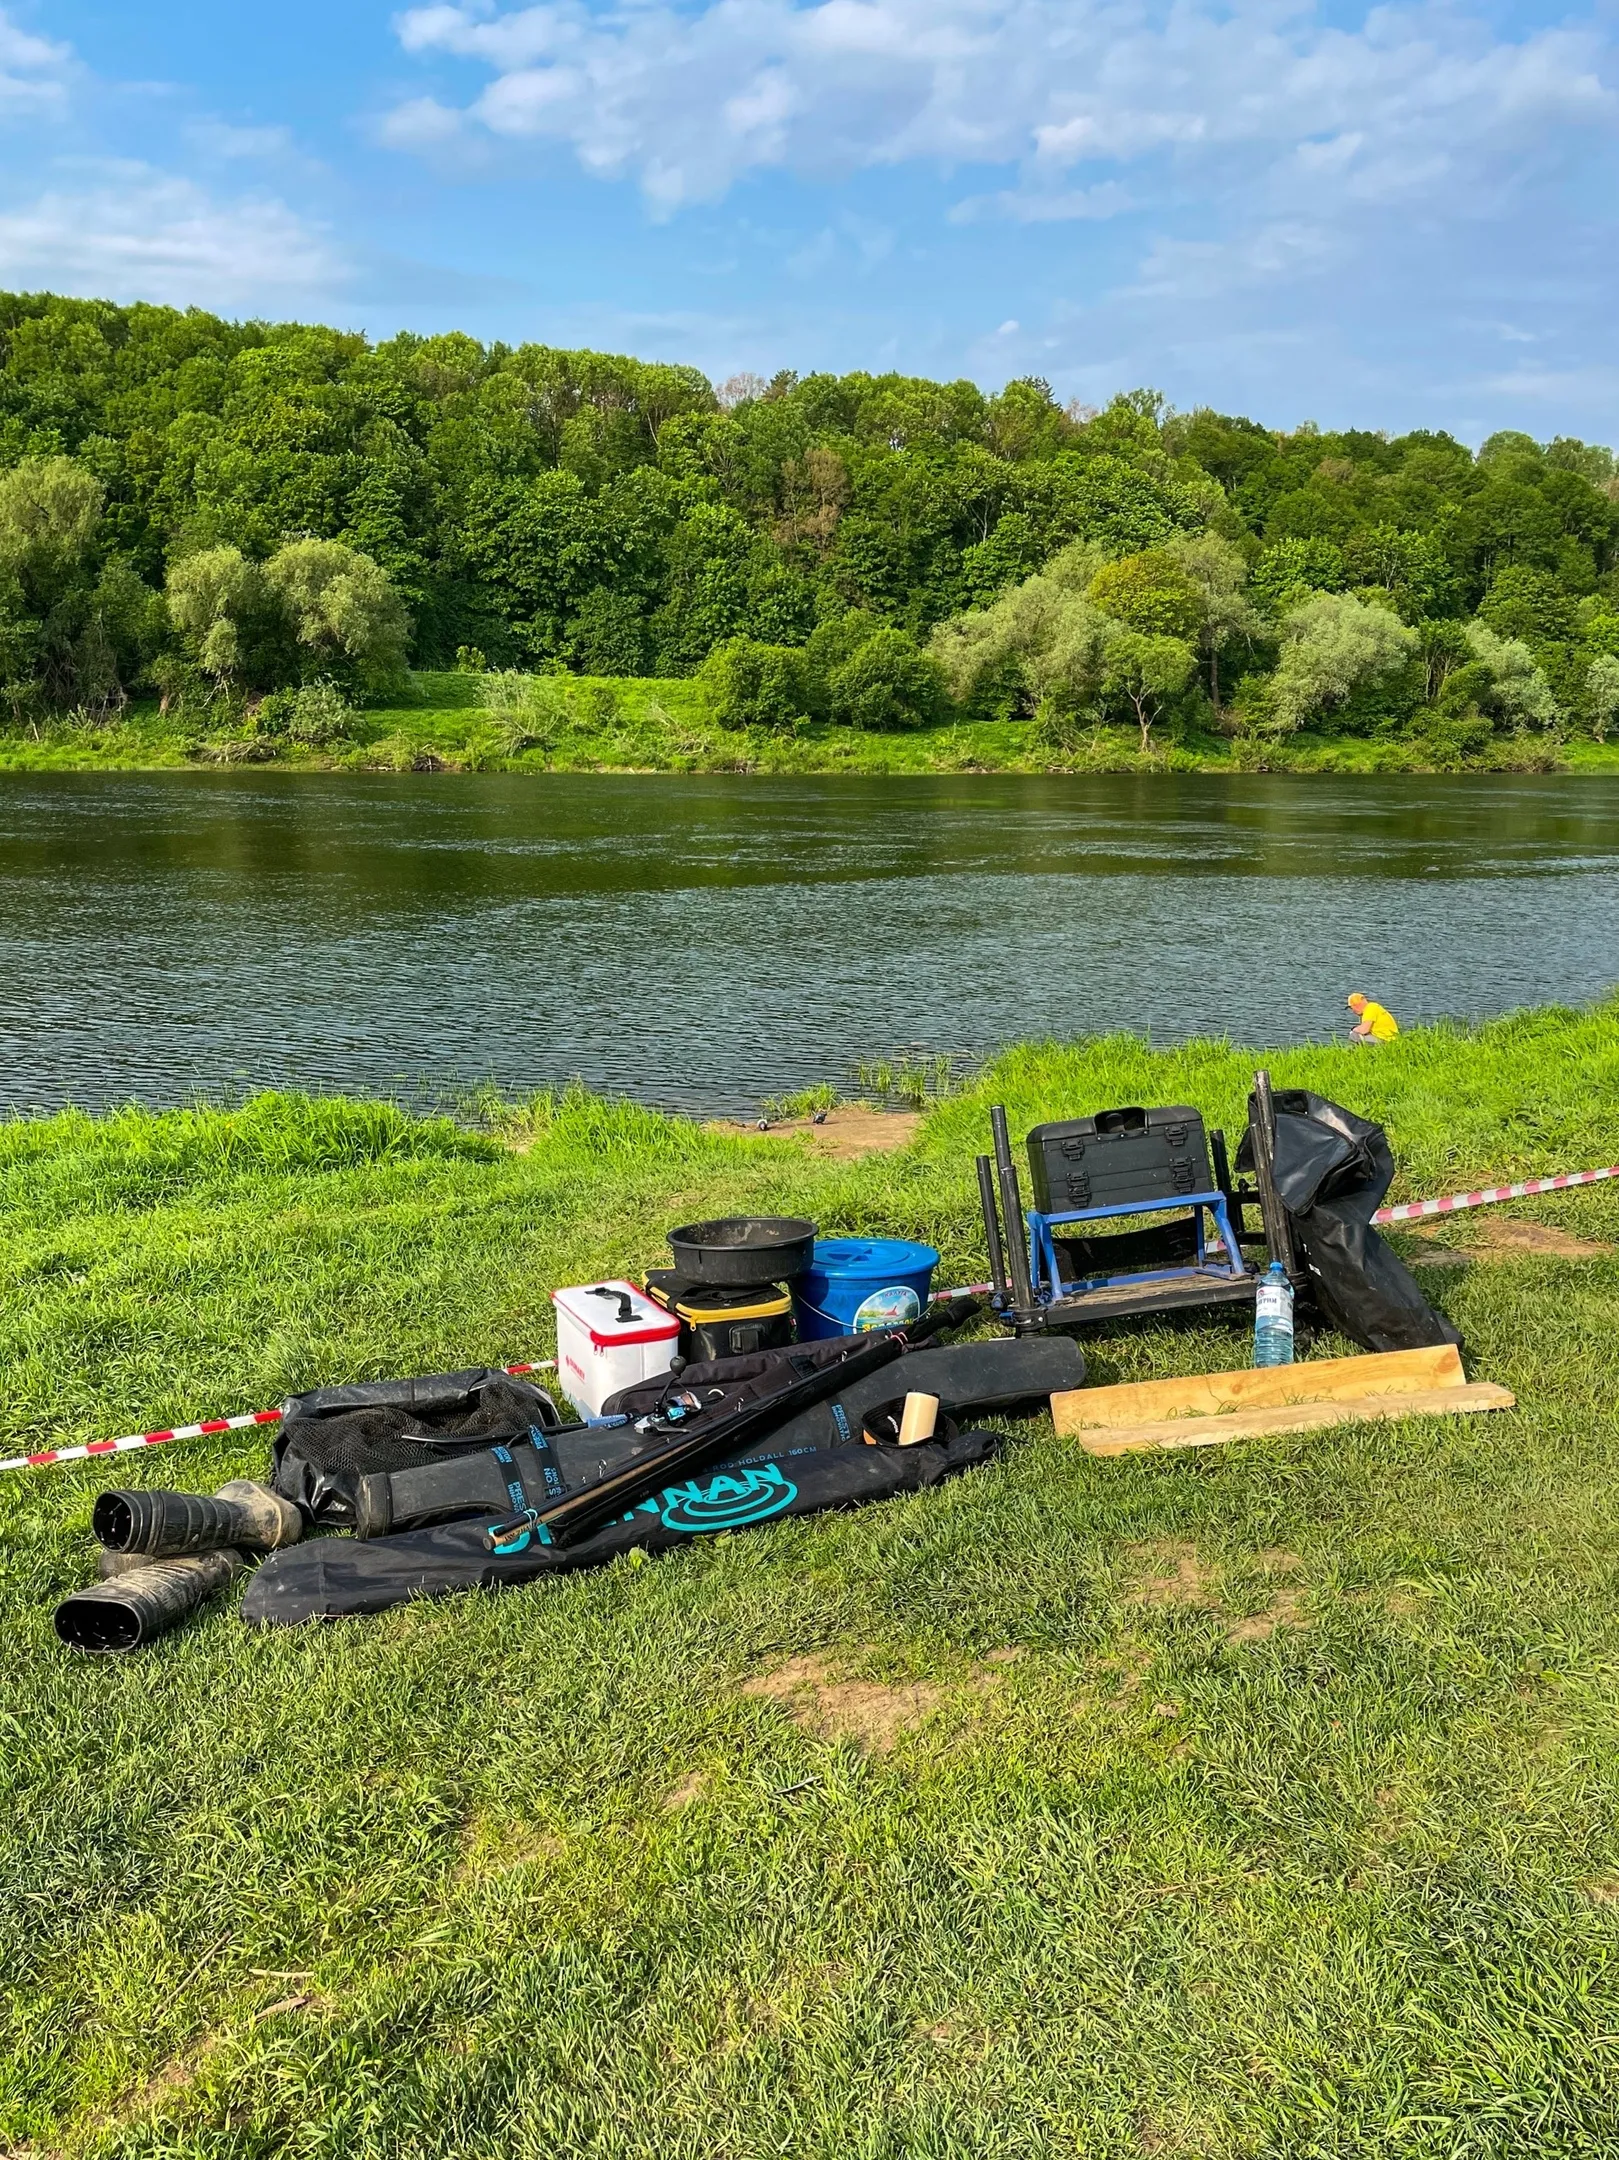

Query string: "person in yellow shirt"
[[1347, 991, 1398, 1043]]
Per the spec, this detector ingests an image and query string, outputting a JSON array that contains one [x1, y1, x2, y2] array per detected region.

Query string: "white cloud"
[[0, 165, 347, 309], [784, 208, 893, 273], [0, 5, 72, 110], [1123, 220, 1339, 303], [384, 0, 1615, 219], [1476, 364, 1619, 402], [185, 119, 296, 160], [374, 93, 467, 148], [952, 179, 1132, 223]]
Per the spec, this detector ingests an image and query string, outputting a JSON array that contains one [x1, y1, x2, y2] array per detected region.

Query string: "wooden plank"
[[1051, 1344, 1464, 1435], [1072, 1382, 1515, 1457]]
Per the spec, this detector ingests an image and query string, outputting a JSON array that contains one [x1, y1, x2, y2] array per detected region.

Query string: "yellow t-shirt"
[[1360, 1000, 1398, 1041]]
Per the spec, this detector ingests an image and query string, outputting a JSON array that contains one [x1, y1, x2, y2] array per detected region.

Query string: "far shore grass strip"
[[3, 668, 1616, 775]]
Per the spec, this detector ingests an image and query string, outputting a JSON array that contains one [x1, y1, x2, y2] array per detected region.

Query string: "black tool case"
[[643, 1271, 795, 1362], [1025, 1106, 1214, 1214]]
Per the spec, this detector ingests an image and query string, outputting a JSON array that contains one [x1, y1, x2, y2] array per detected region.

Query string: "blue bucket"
[[792, 1236, 940, 1341]]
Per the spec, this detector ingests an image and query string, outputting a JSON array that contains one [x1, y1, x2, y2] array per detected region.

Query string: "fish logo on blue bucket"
[[657, 1463, 798, 1535], [852, 1285, 922, 1331]]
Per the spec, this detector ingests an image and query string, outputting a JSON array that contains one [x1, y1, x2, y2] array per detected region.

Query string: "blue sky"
[[2, 0, 1617, 440]]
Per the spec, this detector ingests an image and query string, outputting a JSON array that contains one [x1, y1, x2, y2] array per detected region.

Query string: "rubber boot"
[[93, 1479, 303, 1558], [54, 1549, 245, 1654]]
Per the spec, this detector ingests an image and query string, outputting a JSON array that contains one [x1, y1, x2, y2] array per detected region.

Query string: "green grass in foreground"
[[4, 670, 1616, 776], [5, 1004, 1619, 2155]]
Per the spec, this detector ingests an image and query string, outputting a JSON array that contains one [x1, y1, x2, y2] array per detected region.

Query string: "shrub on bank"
[[697, 618, 945, 731]]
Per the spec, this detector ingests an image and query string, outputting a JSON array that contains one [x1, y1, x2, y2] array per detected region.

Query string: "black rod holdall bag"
[[600, 1331, 1084, 1445], [240, 1323, 1080, 1626], [321, 1331, 1085, 1546], [242, 1419, 998, 1627], [1236, 1089, 1460, 1354]]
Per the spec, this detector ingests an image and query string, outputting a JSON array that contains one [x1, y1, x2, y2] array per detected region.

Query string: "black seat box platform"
[[1026, 1106, 1214, 1214]]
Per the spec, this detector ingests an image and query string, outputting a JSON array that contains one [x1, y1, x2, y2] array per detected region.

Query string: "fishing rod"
[[485, 1333, 904, 1550], [484, 1295, 982, 1551]]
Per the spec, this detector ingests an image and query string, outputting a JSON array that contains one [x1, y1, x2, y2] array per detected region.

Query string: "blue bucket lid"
[[807, 1237, 940, 1276]]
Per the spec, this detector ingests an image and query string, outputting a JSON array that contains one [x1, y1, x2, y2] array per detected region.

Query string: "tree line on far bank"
[[2, 287, 1617, 760]]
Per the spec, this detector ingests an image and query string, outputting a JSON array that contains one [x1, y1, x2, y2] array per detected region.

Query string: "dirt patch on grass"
[[1125, 1540, 1221, 1609], [1469, 1218, 1613, 1259], [719, 1107, 924, 1160], [1226, 1587, 1308, 1643], [746, 1641, 1027, 1745], [1585, 1876, 1619, 1904], [663, 1768, 712, 1810], [1226, 1550, 1309, 1642], [1410, 1219, 1613, 1264], [21, 1976, 334, 2160], [1089, 1638, 1157, 1698], [65, 2051, 212, 2155], [1364, 1786, 1410, 1849], [1380, 1589, 1423, 1617], [743, 1650, 1018, 1752], [1124, 1542, 1309, 1644], [743, 1654, 948, 1751]]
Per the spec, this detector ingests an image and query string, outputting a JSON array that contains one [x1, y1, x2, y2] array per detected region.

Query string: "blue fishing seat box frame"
[[1030, 1187, 1246, 1296], [981, 1103, 1262, 1331]]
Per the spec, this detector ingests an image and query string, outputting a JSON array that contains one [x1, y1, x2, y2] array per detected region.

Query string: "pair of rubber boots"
[[54, 1481, 304, 1654]]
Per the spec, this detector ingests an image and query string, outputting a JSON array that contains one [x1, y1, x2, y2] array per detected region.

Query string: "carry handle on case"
[[1025, 1105, 1214, 1215]]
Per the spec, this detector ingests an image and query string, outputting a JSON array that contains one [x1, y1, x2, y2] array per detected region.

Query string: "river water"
[[2, 770, 1617, 1116]]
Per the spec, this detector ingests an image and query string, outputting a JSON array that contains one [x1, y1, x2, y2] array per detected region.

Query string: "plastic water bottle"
[[1253, 1261, 1295, 1366]]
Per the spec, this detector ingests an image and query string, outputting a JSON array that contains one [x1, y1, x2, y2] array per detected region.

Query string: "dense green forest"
[[2, 287, 1618, 761]]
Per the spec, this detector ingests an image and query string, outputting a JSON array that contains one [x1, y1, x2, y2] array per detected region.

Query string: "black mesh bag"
[[272, 1367, 561, 1526]]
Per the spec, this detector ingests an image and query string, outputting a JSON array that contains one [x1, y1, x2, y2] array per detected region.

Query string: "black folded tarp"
[[1239, 1089, 1460, 1354], [242, 1425, 995, 1626]]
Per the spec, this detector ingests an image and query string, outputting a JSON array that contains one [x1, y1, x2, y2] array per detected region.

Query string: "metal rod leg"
[[989, 1104, 1037, 1317], [1251, 1069, 1298, 1278]]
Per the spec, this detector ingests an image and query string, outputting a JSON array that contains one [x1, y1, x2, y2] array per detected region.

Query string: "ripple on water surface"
[[2, 770, 1617, 1114]]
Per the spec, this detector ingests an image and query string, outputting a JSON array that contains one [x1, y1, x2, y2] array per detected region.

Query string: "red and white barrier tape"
[[940, 1162, 1619, 1296], [0, 1361, 555, 1477], [1373, 1164, 1619, 1223], [8, 1166, 1616, 1472]]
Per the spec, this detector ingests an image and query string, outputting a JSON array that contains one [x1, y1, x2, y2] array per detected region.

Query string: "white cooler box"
[[552, 1280, 680, 1418]]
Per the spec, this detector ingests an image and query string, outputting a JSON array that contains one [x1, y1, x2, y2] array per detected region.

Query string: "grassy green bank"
[[5, 671, 1619, 776], [6, 1003, 1619, 2156]]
